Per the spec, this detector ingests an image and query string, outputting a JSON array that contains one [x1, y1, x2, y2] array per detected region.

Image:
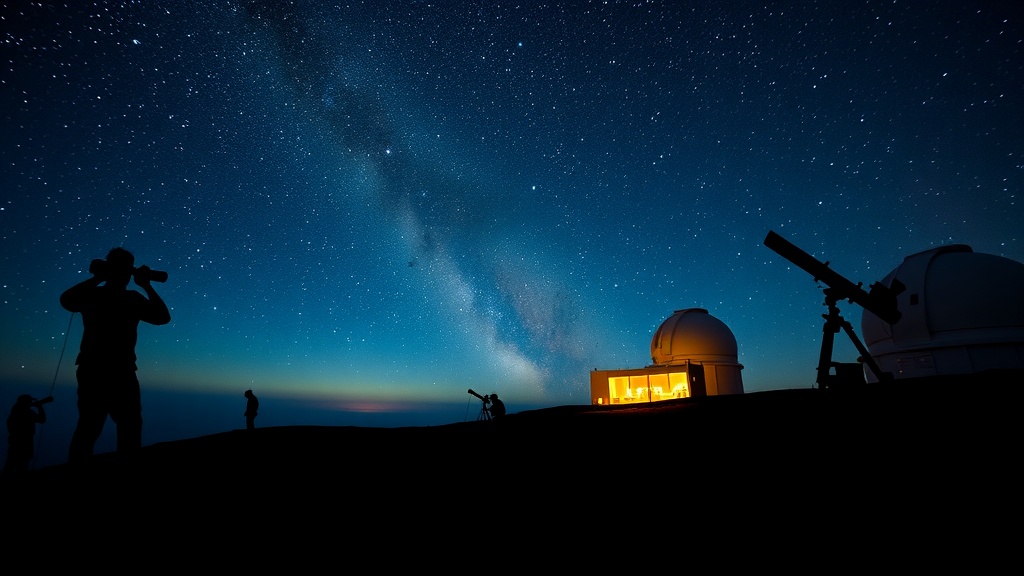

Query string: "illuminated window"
[[606, 371, 690, 404], [669, 372, 689, 398]]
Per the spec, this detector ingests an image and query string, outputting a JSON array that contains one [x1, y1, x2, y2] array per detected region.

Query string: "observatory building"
[[590, 308, 744, 405], [861, 244, 1024, 382]]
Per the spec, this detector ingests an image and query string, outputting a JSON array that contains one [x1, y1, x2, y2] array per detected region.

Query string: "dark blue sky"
[[3, 1, 1022, 467]]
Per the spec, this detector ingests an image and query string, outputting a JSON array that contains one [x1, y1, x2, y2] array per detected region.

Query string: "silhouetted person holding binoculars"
[[3, 394, 51, 477], [60, 247, 171, 463]]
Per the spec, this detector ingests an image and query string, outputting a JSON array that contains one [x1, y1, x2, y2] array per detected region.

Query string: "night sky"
[[3, 1, 1022, 468]]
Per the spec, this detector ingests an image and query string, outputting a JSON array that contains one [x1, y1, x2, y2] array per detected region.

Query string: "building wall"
[[867, 342, 1024, 383], [590, 361, 743, 404], [710, 363, 745, 395]]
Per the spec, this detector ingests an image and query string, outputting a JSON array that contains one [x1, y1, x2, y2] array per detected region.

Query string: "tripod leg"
[[817, 306, 841, 389], [840, 319, 890, 382]]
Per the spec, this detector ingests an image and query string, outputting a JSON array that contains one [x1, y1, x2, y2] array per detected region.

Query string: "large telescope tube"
[[764, 230, 903, 325]]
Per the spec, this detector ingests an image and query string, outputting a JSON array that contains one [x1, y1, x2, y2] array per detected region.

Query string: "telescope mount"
[[817, 287, 891, 389]]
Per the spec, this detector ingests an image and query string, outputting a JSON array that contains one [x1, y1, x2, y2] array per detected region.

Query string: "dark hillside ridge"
[[4, 370, 1017, 557]]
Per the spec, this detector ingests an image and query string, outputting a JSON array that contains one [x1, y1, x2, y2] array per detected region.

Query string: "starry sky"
[[2, 1, 1022, 467]]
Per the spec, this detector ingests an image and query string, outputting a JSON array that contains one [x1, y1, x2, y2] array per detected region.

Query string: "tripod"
[[817, 287, 891, 389], [468, 388, 493, 421]]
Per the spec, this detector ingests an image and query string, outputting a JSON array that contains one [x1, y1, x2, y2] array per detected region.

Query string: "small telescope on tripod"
[[468, 388, 492, 421], [763, 230, 906, 389]]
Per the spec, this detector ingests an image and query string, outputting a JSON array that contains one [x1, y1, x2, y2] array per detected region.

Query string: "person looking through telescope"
[[487, 393, 506, 421], [468, 388, 506, 421], [60, 247, 171, 463]]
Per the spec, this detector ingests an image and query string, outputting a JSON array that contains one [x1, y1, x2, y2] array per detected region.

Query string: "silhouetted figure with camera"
[[3, 394, 51, 477], [244, 389, 259, 430], [487, 393, 506, 420], [60, 247, 171, 463]]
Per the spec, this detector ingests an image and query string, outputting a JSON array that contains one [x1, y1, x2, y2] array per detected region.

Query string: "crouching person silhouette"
[[3, 394, 51, 477], [60, 248, 171, 463], [487, 393, 506, 420]]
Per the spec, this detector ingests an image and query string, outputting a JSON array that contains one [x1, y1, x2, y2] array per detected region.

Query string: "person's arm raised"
[[135, 266, 172, 325]]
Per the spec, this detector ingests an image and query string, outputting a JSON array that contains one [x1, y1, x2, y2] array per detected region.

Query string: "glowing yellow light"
[[604, 371, 690, 404]]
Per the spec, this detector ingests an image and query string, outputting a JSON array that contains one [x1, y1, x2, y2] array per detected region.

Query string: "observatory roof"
[[650, 308, 738, 365], [862, 244, 1024, 350]]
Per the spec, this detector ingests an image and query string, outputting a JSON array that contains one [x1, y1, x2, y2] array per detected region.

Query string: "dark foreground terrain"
[[3, 374, 1017, 566]]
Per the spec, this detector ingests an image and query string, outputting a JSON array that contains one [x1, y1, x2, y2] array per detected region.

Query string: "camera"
[[90, 259, 168, 283], [32, 396, 54, 407]]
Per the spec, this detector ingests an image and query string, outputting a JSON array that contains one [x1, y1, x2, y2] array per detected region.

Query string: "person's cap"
[[17, 394, 33, 405]]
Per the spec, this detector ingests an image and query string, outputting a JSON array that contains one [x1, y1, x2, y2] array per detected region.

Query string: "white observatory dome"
[[861, 244, 1024, 382], [650, 308, 738, 365]]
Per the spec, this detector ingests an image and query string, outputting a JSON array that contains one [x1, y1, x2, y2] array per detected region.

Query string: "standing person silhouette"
[[244, 389, 259, 430], [3, 394, 51, 477], [60, 247, 171, 463]]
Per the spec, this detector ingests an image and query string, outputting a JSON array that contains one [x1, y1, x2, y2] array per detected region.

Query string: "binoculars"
[[90, 259, 168, 283]]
